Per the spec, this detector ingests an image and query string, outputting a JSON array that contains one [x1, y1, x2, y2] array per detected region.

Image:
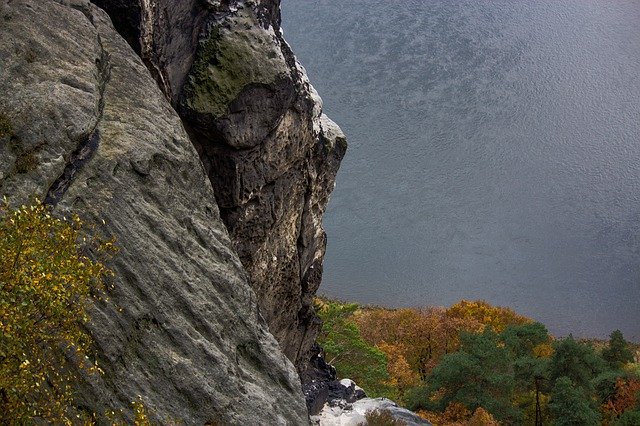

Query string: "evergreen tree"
[[549, 336, 606, 394], [501, 322, 550, 359], [502, 323, 552, 426], [420, 328, 520, 423], [549, 377, 600, 426], [613, 409, 640, 426], [603, 330, 634, 369]]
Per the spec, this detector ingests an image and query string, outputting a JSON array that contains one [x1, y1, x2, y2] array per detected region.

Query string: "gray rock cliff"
[[0, 0, 311, 423], [90, 0, 347, 373]]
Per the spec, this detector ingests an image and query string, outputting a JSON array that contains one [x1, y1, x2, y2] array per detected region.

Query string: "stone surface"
[[301, 344, 370, 416], [312, 398, 432, 426], [304, 373, 369, 417], [91, 0, 347, 374], [0, 0, 308, 423]]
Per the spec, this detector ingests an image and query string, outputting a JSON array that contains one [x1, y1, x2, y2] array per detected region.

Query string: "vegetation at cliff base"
[[316, 297, 640, 425], [0, 200, 114, 423]]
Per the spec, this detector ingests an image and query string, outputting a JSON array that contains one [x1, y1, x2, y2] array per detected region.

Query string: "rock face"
[[0, 0, 308, 423], [90, 0, 347, 372]]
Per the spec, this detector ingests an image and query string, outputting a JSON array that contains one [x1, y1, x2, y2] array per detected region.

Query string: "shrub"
[[0, 199, 114, 423], [363, 409, 407, 426]]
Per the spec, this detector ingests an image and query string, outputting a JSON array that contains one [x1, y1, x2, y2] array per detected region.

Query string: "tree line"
[[315, 298, 640, 425]]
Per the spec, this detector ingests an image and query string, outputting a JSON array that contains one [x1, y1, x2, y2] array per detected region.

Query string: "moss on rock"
[[184, 10, 290, 117], [0, 113, 13, 139]]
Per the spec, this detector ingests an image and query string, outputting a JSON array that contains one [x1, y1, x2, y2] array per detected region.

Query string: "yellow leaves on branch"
[[0, 199, 116, 424]]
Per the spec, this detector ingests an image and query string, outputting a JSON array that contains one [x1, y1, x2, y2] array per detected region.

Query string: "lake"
[[282, 0, 640, 340]]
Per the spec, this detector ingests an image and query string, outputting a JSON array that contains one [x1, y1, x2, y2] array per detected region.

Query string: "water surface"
[[282, 0, 640, 340]]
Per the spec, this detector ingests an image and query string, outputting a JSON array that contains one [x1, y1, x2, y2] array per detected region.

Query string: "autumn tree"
[[0, 200, 114, 423], [445, 300, 531, 334], [355, 306, 455, 381], [602, 377, 640, 422]]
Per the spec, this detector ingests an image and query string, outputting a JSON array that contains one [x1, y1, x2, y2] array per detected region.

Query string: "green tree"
[[603, 330, 634, 369], [548, 336, 606, 394], [0, 200, 114, 423], [501, 323, 552, 425], [501, 322, 550, 359], [413, 328, 519, 423], [315, 299, 392, 397], [613, 409, 640, 426], [548, 377, 600, 425]]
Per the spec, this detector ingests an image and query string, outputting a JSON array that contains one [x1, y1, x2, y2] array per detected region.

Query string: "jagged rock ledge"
[[92, 0, 347, 377]]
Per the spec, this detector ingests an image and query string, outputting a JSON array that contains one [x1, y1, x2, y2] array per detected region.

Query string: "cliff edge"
[[92, 0, 347, 375], [0, 0, 344, 423]]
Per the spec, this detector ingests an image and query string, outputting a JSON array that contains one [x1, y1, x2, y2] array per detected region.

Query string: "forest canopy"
[[316, 297, 640, 425]]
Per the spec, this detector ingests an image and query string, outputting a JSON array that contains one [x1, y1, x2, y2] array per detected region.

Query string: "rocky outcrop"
[[0, 0, 308, 423], [90, 0, 347, 372], [305, 379, 367, 417], [312, 397, 432, 426]]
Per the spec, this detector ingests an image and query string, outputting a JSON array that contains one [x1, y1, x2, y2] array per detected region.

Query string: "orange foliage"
[[466, 407, 500, 425], [603, 377, 640, 418], [416, 405, 499, 426], [416, 402, 471, 425], [377, 342, 420, 391], [354, 300, 534, 389], [355, 306, 475, 382]]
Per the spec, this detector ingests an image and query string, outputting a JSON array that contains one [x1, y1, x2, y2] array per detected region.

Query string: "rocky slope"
[[91, 0, 347, 373], [0, 0, 321, 423]]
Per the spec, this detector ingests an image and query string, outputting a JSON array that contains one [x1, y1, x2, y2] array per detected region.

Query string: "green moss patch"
[[14, 150, 38, 174], [183, 12, 290, 117], [0, 113, 13, 139]]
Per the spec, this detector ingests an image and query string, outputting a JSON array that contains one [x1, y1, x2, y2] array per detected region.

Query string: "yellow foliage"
[[133, 397, 152, 426], [533, 342, 554, 358], [416, 405, 499, 426], [0, 199, 115, 424], [377, 342, 420, 394], [465, 407, 500, 426], [446, 300, 531, 333]]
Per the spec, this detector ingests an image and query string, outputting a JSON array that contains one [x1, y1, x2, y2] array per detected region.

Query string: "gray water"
[[282, 0, 640, 340]]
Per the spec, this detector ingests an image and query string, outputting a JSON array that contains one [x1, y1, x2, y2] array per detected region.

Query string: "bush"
[[0, 199, 114, 423], [363, 409, 407, 426]]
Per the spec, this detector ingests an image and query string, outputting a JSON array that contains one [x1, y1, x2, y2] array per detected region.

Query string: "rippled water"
[[282, 0, 640, 340]]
